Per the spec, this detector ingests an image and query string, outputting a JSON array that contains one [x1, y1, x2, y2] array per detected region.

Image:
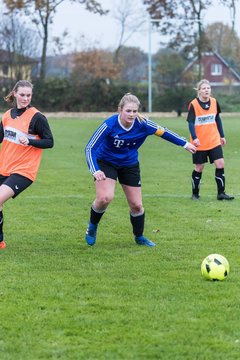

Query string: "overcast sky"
[[51, 0, 240, 54]]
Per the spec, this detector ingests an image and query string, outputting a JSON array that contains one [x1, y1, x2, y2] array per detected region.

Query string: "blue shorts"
[[0, 173, 33, 198], [97, 160, 141, 187]]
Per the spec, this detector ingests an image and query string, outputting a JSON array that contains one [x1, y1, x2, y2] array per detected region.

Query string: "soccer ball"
[[201, 254, 230, 281]]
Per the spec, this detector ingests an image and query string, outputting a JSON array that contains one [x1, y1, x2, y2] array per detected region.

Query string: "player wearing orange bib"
[[187, 79, 234, 201], [0, 80, 54, 249]]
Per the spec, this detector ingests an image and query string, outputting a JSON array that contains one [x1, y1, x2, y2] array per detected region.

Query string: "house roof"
[[0, 49, 37, 65], [182, 51, 240, 82]]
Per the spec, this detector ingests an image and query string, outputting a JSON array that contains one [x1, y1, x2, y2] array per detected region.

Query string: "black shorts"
[[0, 173, 33, 198], [192, 145, 223, 164], [97, 160, 141, 187]]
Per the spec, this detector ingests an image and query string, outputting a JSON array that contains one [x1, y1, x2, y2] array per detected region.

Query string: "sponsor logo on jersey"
[[195, 114, 215, 126], [4, 126, 37, 144], [114, 139, 124, 148], [4, 129, 16, 141]]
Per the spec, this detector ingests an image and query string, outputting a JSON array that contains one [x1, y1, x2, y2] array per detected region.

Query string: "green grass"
[[1, 115, 240, 359]]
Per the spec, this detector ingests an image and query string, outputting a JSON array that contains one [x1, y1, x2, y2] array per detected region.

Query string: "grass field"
[[1, 115, 240, 360]]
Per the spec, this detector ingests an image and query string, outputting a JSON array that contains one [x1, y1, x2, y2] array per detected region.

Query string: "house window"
[[211, 64, 222, 76], [2, 64, 9, 76], [193, 64, 203, 76], [194, 64, 200, 73]]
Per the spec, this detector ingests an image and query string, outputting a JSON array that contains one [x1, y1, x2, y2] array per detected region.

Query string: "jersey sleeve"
[[154, 126, 187, 146], [188, 121, 197, 140], [28, 112, 54, 149], [85, 122, 109, 175], [0, 122, 4, 143], [145, 119, 159, 134], [216, 114, 224, 137], [186, 104, 196, 123], [216, 101, 221, 114]]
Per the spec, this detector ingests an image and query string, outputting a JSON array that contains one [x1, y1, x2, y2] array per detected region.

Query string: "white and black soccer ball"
[[201, 254, 230, 281]]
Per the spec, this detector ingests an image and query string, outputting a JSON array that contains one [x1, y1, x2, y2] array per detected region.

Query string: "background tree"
[[116, 46, 147, 83], [143, 0, 219, 80], [113, 0, 146, 60], [205, 22, 240, 73], [151, 49, 191, 114], [215, 0, 239, 77], [219, 0, 238, 30], [0, 11, 40, 85], [3, 0, 108, 80], [71, 49, 121, 83], [153, 49, 187, 88]]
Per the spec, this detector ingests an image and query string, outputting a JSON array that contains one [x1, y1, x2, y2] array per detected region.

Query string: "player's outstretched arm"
[[155, 127, 196, 153], [184, 142, 196, 154]]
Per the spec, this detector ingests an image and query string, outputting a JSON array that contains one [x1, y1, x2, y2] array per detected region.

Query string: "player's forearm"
[[216, 114, 224, 137], [161, 128, 187, 147], [85, 123, 109, 175], [188, 121, 197, 140], [28, 138, 54, 148], [0, 123, 4, 143], [86, 152, 100, 175]]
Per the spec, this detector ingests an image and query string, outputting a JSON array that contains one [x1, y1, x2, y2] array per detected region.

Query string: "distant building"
[[0, 49, 37, 84], [45, 54, 73, 78], [181, 51, 240, 89]]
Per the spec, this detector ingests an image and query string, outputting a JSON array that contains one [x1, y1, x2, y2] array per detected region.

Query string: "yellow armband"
[[155, 127, 165, 137]]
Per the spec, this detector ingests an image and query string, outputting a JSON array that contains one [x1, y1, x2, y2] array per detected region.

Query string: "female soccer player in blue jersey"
[[85, 93, 196, 247]]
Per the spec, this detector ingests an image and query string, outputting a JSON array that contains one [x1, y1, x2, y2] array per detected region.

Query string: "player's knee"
[[0, 197, 6, 208], [216, 159, 224, 168], [130, 203, 143, 214], [195, 164, 204, 172], [97, 194, 114, 207]]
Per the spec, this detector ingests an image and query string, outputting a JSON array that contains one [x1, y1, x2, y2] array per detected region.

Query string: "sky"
[[51, 0, 240, 55]]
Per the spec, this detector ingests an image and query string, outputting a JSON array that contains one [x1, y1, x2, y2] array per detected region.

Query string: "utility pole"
[[148, 18, 160, 113], [148, 17, 201, 113]]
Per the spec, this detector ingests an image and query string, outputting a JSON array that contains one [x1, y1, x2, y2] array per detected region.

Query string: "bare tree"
[[219, 0, 238, 30], [113, 0, 147, 59], [143, 0, 215, 79], [0, 10, 40, 85], [3, 0, 109, 80], [52, 29, 70, 55], [205, 22, 240, 71]]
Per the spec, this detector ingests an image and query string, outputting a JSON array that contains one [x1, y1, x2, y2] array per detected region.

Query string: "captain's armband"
[[155, 127, 165, 137]]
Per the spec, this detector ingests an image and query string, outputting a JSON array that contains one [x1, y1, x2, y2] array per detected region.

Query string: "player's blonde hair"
[[194, 79, 211, 96], [118, 93, 145, 122], [4, 80, 33, 104]]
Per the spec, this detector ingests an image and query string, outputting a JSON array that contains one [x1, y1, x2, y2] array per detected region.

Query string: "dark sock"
[[89, 206, 105, 226], [215, 168, 225, 194], [130, 212, 145, 237], [0, 211, 3, 241], [192, 170, 202, 195]]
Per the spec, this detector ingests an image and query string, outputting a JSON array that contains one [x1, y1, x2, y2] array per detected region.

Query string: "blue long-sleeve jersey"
[[85, 114, 187, 175]]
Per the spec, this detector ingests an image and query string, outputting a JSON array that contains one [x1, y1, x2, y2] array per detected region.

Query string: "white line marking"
[[24, 193, 238, 199]]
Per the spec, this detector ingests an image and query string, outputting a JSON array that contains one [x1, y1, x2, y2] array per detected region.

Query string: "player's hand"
[[220, 137, 226, 146], [193, 138, 200, 147], [185, 143, 197, 154], [93, 170, 106, 181], [19, 136, 29, 146]]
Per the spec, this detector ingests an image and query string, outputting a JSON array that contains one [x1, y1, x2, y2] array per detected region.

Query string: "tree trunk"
[[39, 11, 49, 80]]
